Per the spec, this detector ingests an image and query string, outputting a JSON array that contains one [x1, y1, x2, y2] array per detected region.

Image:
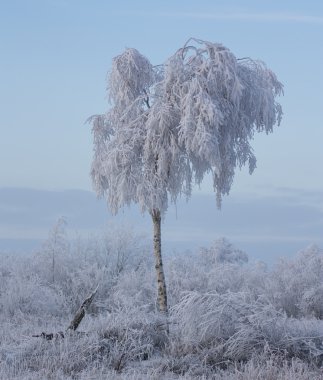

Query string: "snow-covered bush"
[[167, 239, 251, 306], [199, 238, 248, 266], [265, 244, 323, 318]]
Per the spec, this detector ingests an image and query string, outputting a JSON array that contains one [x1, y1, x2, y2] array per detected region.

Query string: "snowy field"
[[1, 222, 323, 379]]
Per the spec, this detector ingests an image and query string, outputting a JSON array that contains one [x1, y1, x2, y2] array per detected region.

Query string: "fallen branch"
[[67, 284, 99, 331], [32, 331, 64, 340], [33, 285, 99, 340]]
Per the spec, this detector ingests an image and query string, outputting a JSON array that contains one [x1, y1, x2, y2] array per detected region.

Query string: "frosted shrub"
[[0, 272, 67, 319], [99, 225, 149, 276], [221, 355, 323, 380], [167, 253, 210, 306], [0, 253, 68, 321], [167, 239, 251, 307], [29, 223, 150, 315], [266, 244, 323, 318], [98, 310, 168, 371], [171, 291, 254, 346], [206, 264, 248, 295], [171, 290, 323, 366], [199, 238, 248, 266], [225, 302, 323, 363], [109, 265, 155, 312], [2, 331, 101, 378]]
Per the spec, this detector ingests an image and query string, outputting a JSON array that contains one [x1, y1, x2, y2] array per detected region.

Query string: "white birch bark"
[[151, 209, 168, 314]]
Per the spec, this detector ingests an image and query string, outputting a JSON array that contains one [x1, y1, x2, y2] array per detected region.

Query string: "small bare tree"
[[90, 38, 283, 314], [42, 217, 68, 285]]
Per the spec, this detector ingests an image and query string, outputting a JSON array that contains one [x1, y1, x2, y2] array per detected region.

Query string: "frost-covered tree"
[[42, 217, 69, 284], [199, 238, 248, 266], [90, 38, 283, 313]]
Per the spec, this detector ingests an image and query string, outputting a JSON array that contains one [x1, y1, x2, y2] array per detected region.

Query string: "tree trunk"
[[151, 209, 168, 314]]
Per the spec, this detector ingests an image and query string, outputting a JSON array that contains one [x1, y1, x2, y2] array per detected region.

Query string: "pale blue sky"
[[0, 1, 323, 258], [1, 0, 322, 196]]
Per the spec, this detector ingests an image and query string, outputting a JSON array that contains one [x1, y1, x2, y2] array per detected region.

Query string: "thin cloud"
[[132, 10, 323, 24]]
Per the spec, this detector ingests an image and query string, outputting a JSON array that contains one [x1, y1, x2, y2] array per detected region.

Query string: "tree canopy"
[[90, 38, 283, 215]]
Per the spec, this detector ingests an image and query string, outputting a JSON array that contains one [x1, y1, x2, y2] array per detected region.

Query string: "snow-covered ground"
[[1, 223, 323, 379]]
